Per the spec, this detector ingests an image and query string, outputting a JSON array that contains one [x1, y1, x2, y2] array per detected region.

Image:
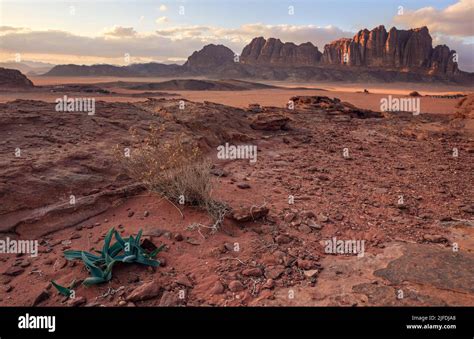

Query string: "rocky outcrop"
[[250, 113, 290, 130], [44, 25, 467, 81], [184, 44, 235, 69], [240, 37, 322, 66], [321, 26, 458, 75], [0, 67, 34, 88], [290, 96, 382, 119]]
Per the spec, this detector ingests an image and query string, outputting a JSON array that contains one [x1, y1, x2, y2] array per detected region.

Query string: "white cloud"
[[156, 16, 169, 24], [159, 4, 167, 12], [155, 23, 354, 51], [393, 0, 474, 37], [104, 26, 137, 38]]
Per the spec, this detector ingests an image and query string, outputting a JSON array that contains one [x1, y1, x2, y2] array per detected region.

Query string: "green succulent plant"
[[51, 227, 164, 291]]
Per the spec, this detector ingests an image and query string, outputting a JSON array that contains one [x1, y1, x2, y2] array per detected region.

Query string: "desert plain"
[[0, 72, 473, 307]]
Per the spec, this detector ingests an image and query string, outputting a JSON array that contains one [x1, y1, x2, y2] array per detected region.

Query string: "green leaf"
[[83, 276, 107, 286], [135, 230, 143, 247], [149, 244, 166, 258], [101, 228, 115, 258], [102, 260, 116, 281], [64, 250, 101, 263], [114, 230, 126, 246], [121, 255, 137, 263], [51, 280, 73, 297], [81, 252, 104, 278], [108, 241, 124, 258]]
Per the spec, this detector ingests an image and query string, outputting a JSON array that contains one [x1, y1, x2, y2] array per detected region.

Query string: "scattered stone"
[[317, 213, 329, 222], [304, 269, 319, 278], [19, 261, 31, 268], [298, 224, 312, 234], [175, 274, 193, 288], [228, 280, 244, 292], [174, 233, 184, 242], [67, 296, 86, 307], [126, 281, 161, 302], [262, 279, 275, 289], [210, 281, 225, 295], [3, 267, 24, 276], [127, 211, 135, 218], [32, 290, 50, 306], [302, 211, 316, 219], [284, 212, 296, 223], [423, 234, 448, 243], [307, 219, 322, 230], [296, 259, 314, 270], [231, 205, 269, 222], [264, 265, 285, 279], [159, 291, 180, 306], [275, 234, 291, 245], [210, 168, 229, 177], [185, 237, 200, 246], [237, 182, 251, 189], [144, 211, 150, 217], [242, 267, 263, 277]]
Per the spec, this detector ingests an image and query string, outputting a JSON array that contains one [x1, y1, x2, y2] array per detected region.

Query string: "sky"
[[0, 0, 473, 70]]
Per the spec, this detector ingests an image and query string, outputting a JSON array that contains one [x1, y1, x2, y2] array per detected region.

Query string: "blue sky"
[[0, 0, 460, 35]]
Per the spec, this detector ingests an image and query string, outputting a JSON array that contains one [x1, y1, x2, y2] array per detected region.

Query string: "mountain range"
[[43, 25, 473, 83]]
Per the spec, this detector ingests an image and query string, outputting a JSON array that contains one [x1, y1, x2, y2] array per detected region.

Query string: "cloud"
[[0, 24, 351, 66], [159, 4, 167, 12], [155, 23, 354, 50], [0, 26, 29, 34], [393, 0, 473, 37], [104, 26, 137, 38], [156, 16, 169, 24]]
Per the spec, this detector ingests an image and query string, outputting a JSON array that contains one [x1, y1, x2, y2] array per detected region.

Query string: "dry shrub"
[[121, 125, 228, 231]]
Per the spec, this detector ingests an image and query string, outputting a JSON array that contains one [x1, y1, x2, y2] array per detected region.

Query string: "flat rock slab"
[[375, 243, 474, 294]]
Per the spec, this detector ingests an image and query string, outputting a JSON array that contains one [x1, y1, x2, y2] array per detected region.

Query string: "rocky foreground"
[[0, 95, 473, 306]]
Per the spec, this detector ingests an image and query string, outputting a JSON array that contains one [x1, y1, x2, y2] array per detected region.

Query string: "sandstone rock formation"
[[184, 44, 235, 70], [250, 113, 290, 130], [0, 67, 34, 88], [240, 37, 322, 66], [290, 96, 382, 119], [239, 26, 459, 76], [321, 26, 458, 75]]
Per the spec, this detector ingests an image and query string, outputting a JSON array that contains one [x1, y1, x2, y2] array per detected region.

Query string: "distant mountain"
[[0, 61, 55, 76], [241, 37, 322, 66], [44, 25, 472, 83], [184, 44, 235, 70], [0, 67, 34, 88]]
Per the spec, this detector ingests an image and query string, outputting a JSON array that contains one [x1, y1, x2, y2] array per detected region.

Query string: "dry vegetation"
[[120, 124, 228, 231]]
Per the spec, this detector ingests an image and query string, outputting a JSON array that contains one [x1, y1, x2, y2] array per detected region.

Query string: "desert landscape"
[[0, 0, 473, 310]]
